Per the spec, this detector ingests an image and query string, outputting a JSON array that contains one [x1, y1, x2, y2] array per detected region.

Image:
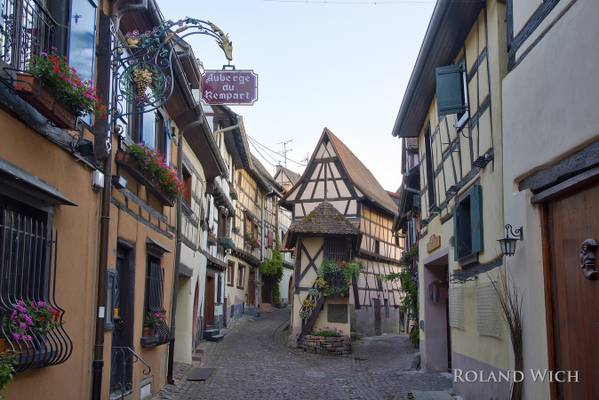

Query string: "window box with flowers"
[[141, 310, 169, 347], [244, 234, 260, 250], [317, 260, 362, 298], [116, 143, 184, 207], [2, 299, 65, 369], [14, 52, 106, 129]]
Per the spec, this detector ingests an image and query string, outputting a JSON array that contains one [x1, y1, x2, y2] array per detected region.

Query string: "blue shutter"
[[436, 65, 466, 117], [470, 185, 483, 254]]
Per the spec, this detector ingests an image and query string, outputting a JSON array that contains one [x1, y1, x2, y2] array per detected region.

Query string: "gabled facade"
[[283, 128, 403, 338], [392, 1, 509, 398]]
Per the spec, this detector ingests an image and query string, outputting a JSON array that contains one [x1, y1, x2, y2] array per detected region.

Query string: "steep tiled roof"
[[325, 129, 398, 215], [285, 202, 360, 247], [276, 165, 301, 185]]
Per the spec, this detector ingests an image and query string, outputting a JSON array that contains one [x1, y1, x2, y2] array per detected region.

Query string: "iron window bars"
[[141, 257, 169, 347], [0, 206, 72, 371]]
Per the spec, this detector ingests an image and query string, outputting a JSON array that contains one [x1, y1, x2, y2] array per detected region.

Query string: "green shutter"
[[453, 203, 460, 261], [436, 65, 466, 117], [470, 185, 483, 254]]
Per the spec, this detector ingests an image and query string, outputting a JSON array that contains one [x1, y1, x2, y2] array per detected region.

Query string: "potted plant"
[[0, 351, 15, 399], [8, 300, 62, 343], [15, 51, 106, 129], [317, 260, 362, 297], [143, 310, 166, 337], [117, 143, 184, 205]]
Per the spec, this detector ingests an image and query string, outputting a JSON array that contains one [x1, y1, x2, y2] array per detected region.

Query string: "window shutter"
[[453, 202, 460, 261], [436, 65, 466, 117], [470, 185, 484, 254]]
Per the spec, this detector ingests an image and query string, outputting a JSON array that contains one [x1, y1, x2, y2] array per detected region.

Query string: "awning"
[[0, 158, 77, 206], [202, 250, 227, 271]]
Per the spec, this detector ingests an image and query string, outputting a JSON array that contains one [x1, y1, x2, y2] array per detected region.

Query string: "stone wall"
[[297, 335, 351, 356]]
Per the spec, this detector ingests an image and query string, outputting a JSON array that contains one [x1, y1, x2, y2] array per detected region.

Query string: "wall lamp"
[[498, 224, 523, 257]]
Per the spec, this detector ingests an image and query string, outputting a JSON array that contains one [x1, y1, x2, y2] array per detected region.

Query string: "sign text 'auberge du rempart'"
[[201, 70, 258, 105]]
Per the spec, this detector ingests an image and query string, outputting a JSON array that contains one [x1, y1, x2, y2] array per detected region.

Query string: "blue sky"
[[160, 0, 435, 190]]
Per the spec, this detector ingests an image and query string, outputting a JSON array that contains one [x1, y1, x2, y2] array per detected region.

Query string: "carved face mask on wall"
[[580, 238, 598, 280]]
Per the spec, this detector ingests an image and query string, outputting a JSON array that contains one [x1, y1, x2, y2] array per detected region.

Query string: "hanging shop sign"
[[201, 69, 258, 105]]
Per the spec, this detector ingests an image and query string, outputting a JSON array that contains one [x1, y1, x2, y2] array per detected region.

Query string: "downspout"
[[167, 125, 183, 384], [92, 3, 113, 400]]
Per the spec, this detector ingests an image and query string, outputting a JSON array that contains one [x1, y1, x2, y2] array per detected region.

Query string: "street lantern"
[[498, 224, 523, 257]]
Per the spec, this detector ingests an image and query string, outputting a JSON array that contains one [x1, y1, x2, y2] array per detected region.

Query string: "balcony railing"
[[0, 0, 57, 71], [0, 207, 72, 371]]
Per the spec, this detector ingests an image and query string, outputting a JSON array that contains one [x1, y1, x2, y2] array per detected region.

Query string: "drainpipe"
[[167, 125, 183, 384], [91, 4, 113, 400]]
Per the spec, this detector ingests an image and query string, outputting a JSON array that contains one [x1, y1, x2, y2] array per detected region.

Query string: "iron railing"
[[0, 0, 57, 71], [0, 207, 72, 371], [110, 346, 151, 399]]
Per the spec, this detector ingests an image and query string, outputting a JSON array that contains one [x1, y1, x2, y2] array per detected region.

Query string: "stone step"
[[205, 334, 224, 342], [203, 329, 220, 339]]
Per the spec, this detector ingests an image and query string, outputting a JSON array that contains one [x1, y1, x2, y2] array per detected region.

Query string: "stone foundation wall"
[[297, 335, 351, 355]]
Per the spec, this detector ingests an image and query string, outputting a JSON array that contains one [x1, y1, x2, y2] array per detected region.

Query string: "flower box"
[[15, 73, 77, 129], [116, 151, 176, 207]]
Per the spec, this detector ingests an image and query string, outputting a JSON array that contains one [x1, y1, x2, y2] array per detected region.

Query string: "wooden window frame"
[[237, 264, 245, 289], [226, 261, 235, 286]]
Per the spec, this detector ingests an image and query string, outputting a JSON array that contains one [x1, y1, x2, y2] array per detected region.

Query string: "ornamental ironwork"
[[111, 17, 233, 121]]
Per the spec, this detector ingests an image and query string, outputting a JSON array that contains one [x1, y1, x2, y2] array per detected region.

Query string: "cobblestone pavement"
[[155, 309, 451, 400]]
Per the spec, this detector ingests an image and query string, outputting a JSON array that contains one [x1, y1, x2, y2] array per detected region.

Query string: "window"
[[227, 261, 235, 286], [454, 184, 483, 262], [68, 0, 97, 97], [182, 166, 192, 206], [131, 110, 168, 157], [436, 61, 469, 123], [145, 256, 165, 313], [0, 194, 72, 367], [424, 126, 436, 210], [237, 264, 245, 289], [374, 240, 380, 254], [324, 238, 349, 262]]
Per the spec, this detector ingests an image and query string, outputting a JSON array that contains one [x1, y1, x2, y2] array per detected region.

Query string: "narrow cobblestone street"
[[156, 309, 451, 400]]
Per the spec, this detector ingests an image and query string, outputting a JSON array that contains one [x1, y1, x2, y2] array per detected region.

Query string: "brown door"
[[204, 276, 215, 327], [546, 183, 599, 399], [248, 269, 256, 306], [192, 283, 200, 347]]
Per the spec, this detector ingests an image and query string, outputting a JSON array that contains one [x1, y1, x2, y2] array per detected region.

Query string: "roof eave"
[[391, 0, 485, 139]]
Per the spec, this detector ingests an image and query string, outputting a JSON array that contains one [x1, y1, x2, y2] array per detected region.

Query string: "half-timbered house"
[[282, 128, 403, 339], [391, 1, 509, 398], [274, 166, 299, 307]]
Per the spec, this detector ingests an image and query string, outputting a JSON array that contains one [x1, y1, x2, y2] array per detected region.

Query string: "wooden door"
[[204, 276, 215, 327], [373, 298, 382, 335], [110, 246, 134, 394], [547, 183, 599, 399], [248, 269, 256, 306]]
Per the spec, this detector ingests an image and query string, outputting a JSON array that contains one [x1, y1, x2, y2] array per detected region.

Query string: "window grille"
[[324, 238, 348, 262], [0, 201, 72, 371], [145, 257, 164, 313]]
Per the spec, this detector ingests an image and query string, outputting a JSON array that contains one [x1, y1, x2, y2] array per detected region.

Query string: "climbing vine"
[[259, 241, 284, 305], [385, 245, 419, 346]]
